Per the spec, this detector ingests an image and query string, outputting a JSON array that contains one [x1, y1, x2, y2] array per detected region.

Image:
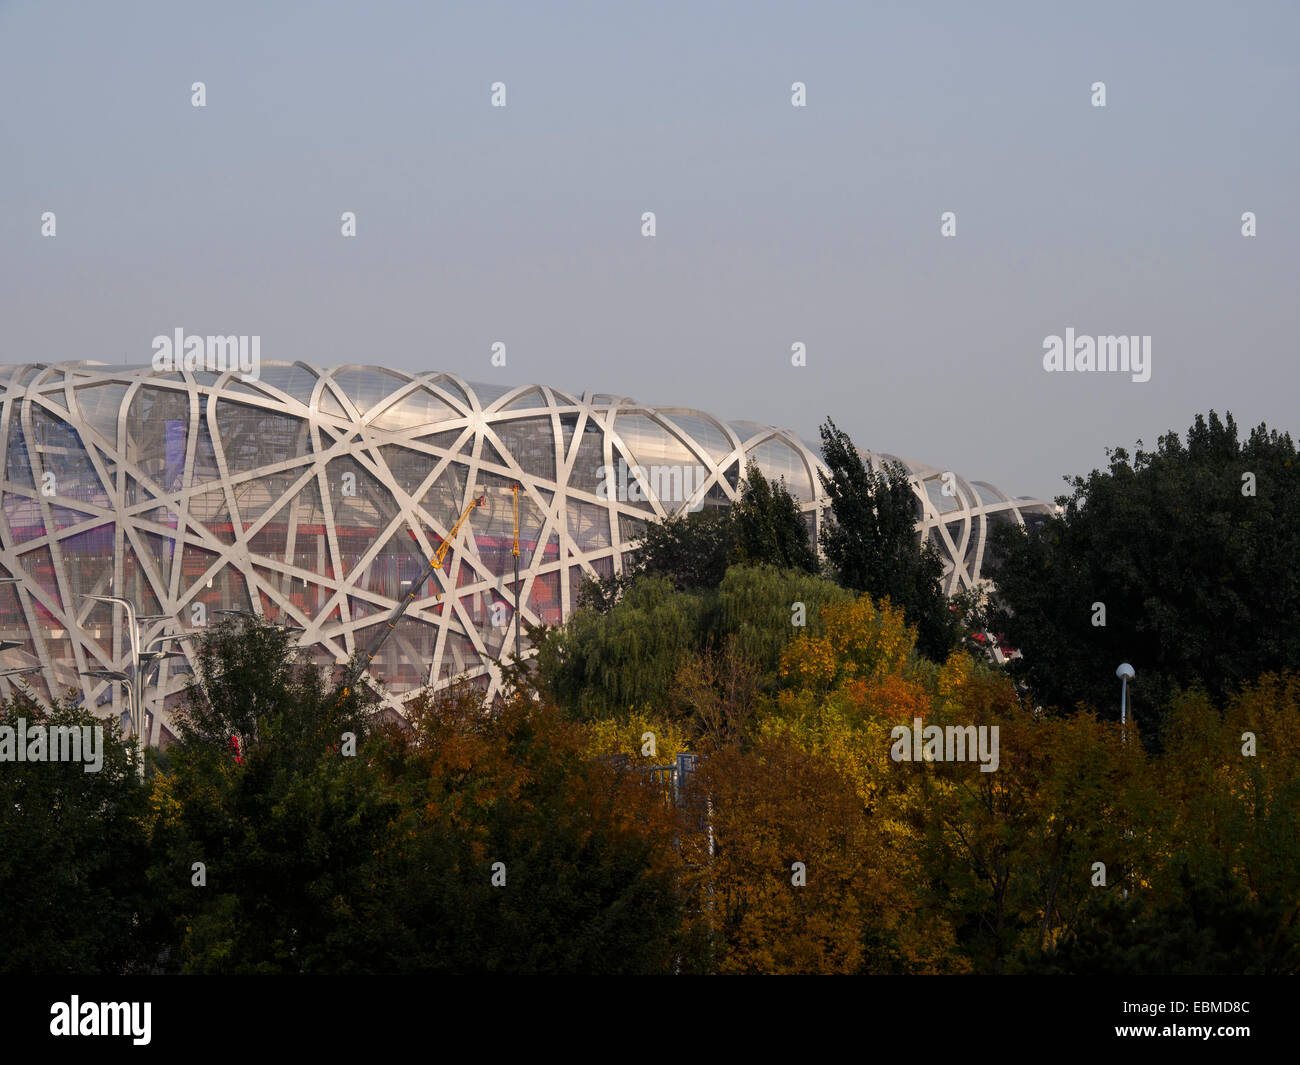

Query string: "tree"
[[146, 615, 393, 973], [711, 564, 851, 678], [0, 697, 157, 974], [574, 508, 734, 613], [148, 617, 711, 973], [985, 411, 1300, 736], [730, 461, 819, 574], [817, 418, 956, 659], [579, 465, 817, 613], [533, 575, 707, 722], [1029, 675, 1300, 974], [697, 732, 876, 973], [634, 508, 737, 593], [360, 684, 709, 973], [172, 613, 372, 759], [535, 565, 850, 724]]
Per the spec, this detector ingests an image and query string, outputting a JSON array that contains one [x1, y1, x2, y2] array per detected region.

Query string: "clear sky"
[[3, 0, 1296, 502]]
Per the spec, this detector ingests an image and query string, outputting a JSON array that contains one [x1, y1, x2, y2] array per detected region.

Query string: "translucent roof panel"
[[74, 383, 130, 443], [466, 381, 514, 409], [659, 411, 738, 466], [331, 368, 409, 414], [252, 363, 320, 402], [612, 414, 697, 469], [369, 388, 461, 432], [925, 479, 962, 515], [747, 437, 814, 505], [727, 420, 773, 443], [501, 387, 547, 411], [424, 375, 470, 408]]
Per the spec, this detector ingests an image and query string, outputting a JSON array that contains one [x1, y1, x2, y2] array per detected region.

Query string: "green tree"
[[537, 565, 849, 725], [575, 508, 735, 612], [146, 615, 394, 973], [534, 575, 707, 721], [985, 411, 1300, 735], [730, 460, 819, 574], [172, 613, 372, 757], [711, 563, 850, 677], [634, 508, 736, 592], [817, 418, 956, 659], [0, 696, 157, 974], [1032, 861, 1296, 975], [578, 463, 817, 614]]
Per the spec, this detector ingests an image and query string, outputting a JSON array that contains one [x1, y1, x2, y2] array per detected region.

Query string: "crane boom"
[[339, 492, 486, 697]]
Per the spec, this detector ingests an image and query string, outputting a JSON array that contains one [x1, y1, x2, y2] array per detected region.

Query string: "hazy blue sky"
[[3, 0, 1296, 501]]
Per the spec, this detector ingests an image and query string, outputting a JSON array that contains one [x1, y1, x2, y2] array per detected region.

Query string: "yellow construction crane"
[[339, 491, 486, 699]]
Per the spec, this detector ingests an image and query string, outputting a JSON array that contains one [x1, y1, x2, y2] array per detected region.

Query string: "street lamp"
[[80, 667, 129, 686], [78, 668, 135, 764], [83, 595, 145, 778], [139, 649, 186, 663], [1115, 662, 1136, 900], [1116, 662, 1135, 734], [0, 576, 53, 730], [0, 665, 42, 703]]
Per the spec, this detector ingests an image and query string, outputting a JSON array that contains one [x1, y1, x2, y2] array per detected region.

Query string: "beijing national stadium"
[[0, 361, 1053, 743]]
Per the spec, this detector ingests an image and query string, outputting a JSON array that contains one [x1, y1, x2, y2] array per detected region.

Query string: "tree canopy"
[[579, 461, 817, 610], [730, 460, 819, 575], [818, 417, 957, 659], [985, 411, 1300, 738], [5, 581, 1297, 975]]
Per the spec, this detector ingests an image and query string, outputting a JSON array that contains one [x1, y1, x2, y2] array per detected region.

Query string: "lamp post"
[[133, 635, 190, 740], [79, 666, 130, 699], [0, 579, 42, 698], [2, 583, 185, 774], [1115, 662, 1136, 899], [0, 665, 42, 709], [1116, 662, 1134, 738], [78, 647, 180, 781], [83, 595, 146, 778], [77, 667, 136, 777]]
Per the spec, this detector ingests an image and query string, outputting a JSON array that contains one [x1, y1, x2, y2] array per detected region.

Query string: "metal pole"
[[132, 669, 144, 781], [1121, 676, 1128, 897], [1115, 663, 1135, 898], [1116, 663, 1133, 745], [124, 601, 142, 780], [86, 594, 145, 780]]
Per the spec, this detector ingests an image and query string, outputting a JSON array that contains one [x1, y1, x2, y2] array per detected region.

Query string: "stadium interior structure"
[[0, 361, 1053, 743]]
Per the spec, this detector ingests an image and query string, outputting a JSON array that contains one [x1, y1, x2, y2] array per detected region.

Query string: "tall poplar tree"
[[817, 418, 956, 659]]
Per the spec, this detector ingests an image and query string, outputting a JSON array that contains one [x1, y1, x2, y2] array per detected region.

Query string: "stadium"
[[0, 361, 1053, 742]]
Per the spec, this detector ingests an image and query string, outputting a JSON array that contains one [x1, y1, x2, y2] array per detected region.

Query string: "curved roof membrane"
[[0, 362, 1052, 738]]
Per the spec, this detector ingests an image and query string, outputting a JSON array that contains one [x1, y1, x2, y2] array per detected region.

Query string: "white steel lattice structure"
[[0, 361, 1052, 741]]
